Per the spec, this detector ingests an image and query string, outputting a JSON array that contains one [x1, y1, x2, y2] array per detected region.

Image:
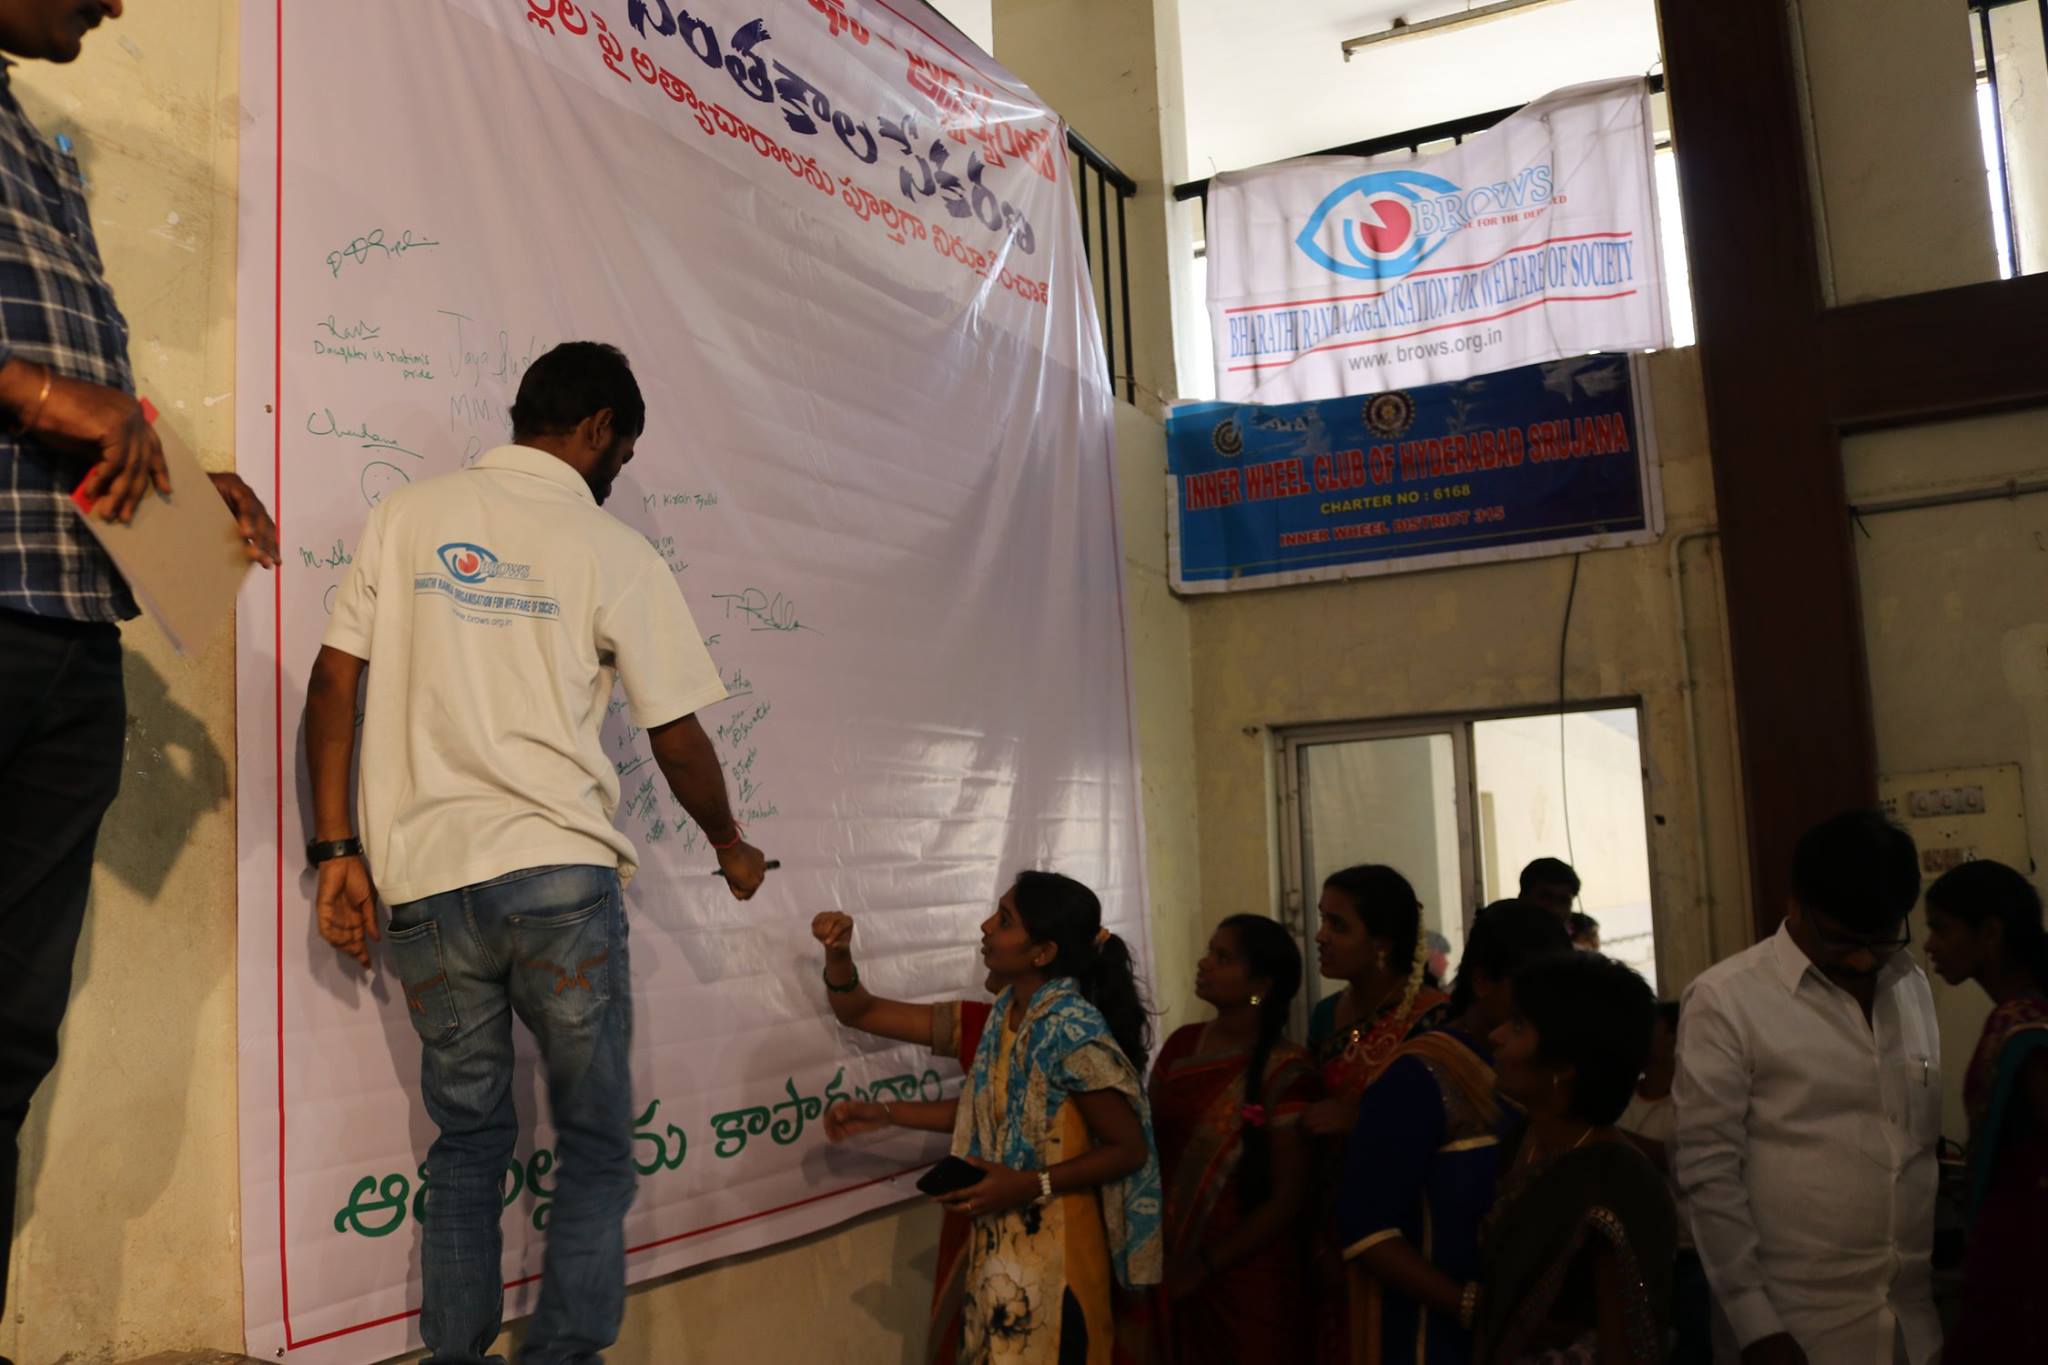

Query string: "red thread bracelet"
[[709, 824, 744, 851]]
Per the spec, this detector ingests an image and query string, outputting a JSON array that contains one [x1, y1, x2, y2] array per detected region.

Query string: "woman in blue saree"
[[1336, 900, 1571, 1365]]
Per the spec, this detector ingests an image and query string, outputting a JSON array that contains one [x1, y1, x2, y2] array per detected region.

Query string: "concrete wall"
[[1986, 4, 2047, 271], [1185, 349, 1752, 993], [1849, 408, 2048, 1144], [1793, 0, 2048, 1138], [921, 0, 995, 54], [995, 0, 1183, 411], [1791, 0, 1999, 301], [2, 10, 247, 1362], [1113, 403, 1204, 1042]]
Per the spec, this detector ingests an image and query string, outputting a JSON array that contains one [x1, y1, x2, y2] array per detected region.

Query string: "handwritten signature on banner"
[[307, 408, 425, 461], [612, 658, 780, 844], [710, 586, 813, 634], [334, 1098, 691, 1238], [521, 1, 1052, 306], [325, 227, 440, 279], [299, 539, 353, 569]]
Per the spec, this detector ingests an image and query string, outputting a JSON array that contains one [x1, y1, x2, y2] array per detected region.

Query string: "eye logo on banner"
[[1295, 170, 1462, 281], [437, 542, 500, 584]]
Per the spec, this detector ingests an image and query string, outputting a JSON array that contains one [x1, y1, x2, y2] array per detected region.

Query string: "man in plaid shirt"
[[0, 2, 279, 1341]]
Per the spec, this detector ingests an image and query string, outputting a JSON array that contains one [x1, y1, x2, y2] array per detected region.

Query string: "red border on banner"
[[268, 3, 941, 1349]]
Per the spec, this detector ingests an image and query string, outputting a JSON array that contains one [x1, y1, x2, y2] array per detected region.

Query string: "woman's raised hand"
[[824, 1098, 892, 1142], [811, 911, 855, 956]]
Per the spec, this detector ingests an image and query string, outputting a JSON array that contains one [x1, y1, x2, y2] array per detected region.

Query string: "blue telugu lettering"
[[627, 2, 1035, 253]]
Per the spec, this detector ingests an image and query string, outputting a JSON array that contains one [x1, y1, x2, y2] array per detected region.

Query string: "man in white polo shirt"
[[303, 341, 764, 1364]]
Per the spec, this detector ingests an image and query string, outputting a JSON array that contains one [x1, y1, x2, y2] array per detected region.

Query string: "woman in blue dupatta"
[[826, 871, 1164, 1364], [1335, 900, 1571, 1365], [1922, 859, 2048, 1363]]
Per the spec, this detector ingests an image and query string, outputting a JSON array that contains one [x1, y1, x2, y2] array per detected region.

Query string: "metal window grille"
[[1067, 127, 1138, 403]]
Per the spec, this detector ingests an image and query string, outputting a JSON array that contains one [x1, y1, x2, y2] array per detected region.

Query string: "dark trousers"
[[0, 608, 125, 1321]]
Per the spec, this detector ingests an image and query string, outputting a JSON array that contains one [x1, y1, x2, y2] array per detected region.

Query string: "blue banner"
[[1166, 355, 1657, 590]]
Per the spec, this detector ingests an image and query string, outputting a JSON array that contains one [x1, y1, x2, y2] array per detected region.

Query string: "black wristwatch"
[[307, 836, 364, 868]]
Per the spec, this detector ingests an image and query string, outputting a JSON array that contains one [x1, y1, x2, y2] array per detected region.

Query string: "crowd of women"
[[805, 854, 2048, 1365]]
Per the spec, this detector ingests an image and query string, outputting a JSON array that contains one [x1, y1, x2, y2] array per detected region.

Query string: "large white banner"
[[1206, 77, 1669, 403], [231, 2, 1141, 1359]]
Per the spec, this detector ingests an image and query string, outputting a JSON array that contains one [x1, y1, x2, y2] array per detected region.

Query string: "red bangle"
[[709, 823, 743, 851]]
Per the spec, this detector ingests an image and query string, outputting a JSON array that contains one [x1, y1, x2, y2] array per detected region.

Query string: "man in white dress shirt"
[[1674, 810, 1941, 1365]]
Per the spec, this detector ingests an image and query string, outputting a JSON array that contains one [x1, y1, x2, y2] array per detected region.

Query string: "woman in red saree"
[[1132, 914, 1319, 1363], [1922, 860, 2048, 1363], [1302, 865, 1452, 1364], [812, 911, 992, 1365]]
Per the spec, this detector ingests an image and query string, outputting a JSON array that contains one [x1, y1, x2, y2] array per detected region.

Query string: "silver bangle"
[[1036, 1170, 1054, 1205]]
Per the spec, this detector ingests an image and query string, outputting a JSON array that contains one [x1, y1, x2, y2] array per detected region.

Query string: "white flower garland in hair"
[[1395, 914, 1431, 1019]]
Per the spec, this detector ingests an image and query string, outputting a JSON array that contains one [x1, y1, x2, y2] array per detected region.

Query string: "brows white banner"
[[1206, 77, 1670, 403], [232, 1, 1143, 1358]]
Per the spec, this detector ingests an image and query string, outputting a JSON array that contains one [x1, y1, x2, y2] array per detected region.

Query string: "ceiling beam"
[[1820, 273, 2048, 432]]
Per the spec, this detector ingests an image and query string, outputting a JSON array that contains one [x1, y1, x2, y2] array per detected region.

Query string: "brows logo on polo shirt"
[[437, 542, 500, 584]]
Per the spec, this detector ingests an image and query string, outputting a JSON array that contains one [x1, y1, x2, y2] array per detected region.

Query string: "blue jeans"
[[386, 864, 634, 1365]]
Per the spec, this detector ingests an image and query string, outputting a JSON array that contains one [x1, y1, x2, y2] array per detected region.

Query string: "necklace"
[[1344, 978, 1407, 1045], [1522, 1123, 1596, 1169]]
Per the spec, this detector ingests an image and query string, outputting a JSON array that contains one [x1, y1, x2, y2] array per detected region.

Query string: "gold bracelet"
[[1458, 1281, 1480, 1331], [16, 363, 51, 436]]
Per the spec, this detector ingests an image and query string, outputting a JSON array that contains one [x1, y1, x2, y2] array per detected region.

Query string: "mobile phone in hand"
[[915, 1155, 986, 1197]]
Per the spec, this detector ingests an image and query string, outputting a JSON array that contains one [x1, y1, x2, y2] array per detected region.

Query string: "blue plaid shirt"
[[0, 63, 136, 622]]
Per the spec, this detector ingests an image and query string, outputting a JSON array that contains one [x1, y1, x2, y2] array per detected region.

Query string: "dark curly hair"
[[510, 340, 646, 441], [1449, 898, 1572, 1016], [1928, 859, 2048, 992], [1322, 864, 1424, 971], [1012, 870, 1152, 1072], [1790, 809, 1919, 936], [1510, 952, 1658, 1126]]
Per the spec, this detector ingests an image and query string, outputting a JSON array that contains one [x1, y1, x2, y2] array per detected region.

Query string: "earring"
[[1249, 994, 1264, 1007]]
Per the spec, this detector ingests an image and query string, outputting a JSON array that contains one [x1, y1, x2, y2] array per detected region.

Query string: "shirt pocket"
[[1890, 1049, 1942, 1149]]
